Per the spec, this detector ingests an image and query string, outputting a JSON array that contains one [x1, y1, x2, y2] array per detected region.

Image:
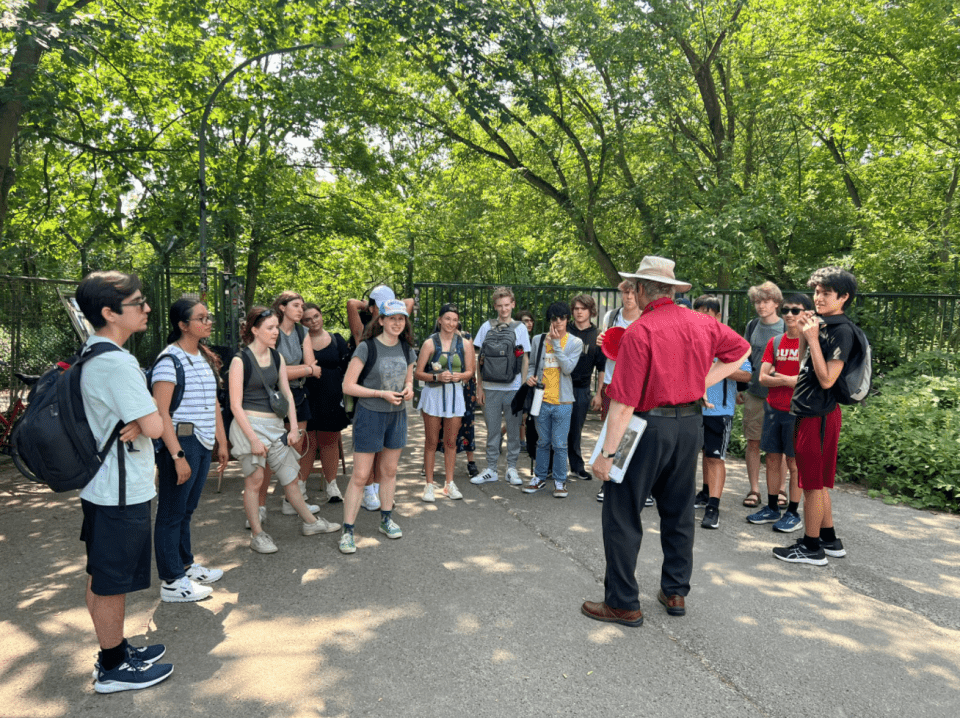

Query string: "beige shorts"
[[229, 415, 300, 485], [741, 392, 766, 442]]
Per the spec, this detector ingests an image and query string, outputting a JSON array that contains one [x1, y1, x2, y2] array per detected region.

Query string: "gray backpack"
[[479, 320, 523, 383]]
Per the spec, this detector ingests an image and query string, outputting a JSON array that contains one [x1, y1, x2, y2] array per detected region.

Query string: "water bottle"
[[529, 382, 545, 417]]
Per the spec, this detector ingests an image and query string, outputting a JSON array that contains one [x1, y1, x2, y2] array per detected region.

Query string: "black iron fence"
[[414, 283, 960, 369]]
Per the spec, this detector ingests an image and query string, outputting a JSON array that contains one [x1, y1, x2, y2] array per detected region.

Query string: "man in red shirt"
[[582, 257, 749, 626]]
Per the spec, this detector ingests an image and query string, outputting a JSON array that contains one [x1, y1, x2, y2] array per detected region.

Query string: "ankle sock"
[[100, 639, 127, 671], [700, 483, 708, 495], [768, 494, 780, 511], [343, 522, 354, 534], [787, 501, 799, 514], [707, 497, 720, 510], [821, 526, 837, 543], [380, 510, 392, 522], [803, 535, 821, 552]]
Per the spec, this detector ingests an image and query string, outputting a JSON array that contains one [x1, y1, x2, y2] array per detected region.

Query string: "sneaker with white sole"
[[422, 484, 436, 503], [523, 479, 548, 494], [597, 488, 604, 502], [379, 518, 402, 539], [694, 490, 709, 509], [250, 531, 278, 554], [326, 480, 343, 504], [471, 468, 498, 485], [282, 498, 320, 515], [302, 517, 341, 535], [92, 643, 166, 679], [701, 506, 720, 529], [339, 531, 356, 554], [553, 482, 568, 498], [773, 511, 803, 533], [185, 563, 223, 584], [747, 505, 781, 525], [160, 576, 213, 603], [505, 467, 522, 486], [644, 496, 655, 507], [443, 481, 463, 500], [93, 657, 174, 694], [245, 505, 267, 530], [821, 538, 846, 557], [772, 540, 828, 566], [361, 490, 381, 511]]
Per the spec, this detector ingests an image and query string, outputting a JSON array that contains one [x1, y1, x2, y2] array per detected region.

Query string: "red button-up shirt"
[[606, 297, 750, 412]]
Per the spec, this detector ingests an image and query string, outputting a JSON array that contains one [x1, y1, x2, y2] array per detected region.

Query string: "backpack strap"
[[150, 351, 185, 413], [531, 333, 546, 379], [744, 316, 760, 342], [356, 338, 379, 386]]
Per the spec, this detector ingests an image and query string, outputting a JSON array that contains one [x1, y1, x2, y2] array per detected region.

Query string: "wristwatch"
[[175, 449, 186, 459], [600, 449, 617, 459], [433, 373, 438, 383]]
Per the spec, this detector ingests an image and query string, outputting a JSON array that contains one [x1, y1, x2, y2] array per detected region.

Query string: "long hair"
[[164, 298, 222, 380], [362, 313, 415, 346]]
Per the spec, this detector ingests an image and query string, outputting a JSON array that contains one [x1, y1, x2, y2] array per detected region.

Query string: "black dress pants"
[[601, 413, 703, 610]]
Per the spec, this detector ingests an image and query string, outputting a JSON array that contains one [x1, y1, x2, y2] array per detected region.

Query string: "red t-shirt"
[[762, 334, 800, 412], [607, 298, 750, 412]]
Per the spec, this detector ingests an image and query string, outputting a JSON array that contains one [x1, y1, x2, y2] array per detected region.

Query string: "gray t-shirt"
[[352, 338, 415, 413], [746, 317, 785, 398]]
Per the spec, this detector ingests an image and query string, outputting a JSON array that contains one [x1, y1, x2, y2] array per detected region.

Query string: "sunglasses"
[[782, 307, 805, 315], [255, 309, 275, 323]]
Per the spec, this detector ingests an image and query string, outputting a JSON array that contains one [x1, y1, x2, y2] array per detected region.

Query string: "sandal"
[[742, 490, 761, 508], [778, 491, 788, 508]]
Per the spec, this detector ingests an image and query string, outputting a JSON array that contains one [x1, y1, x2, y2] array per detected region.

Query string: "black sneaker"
[[821, 538, 846, 557], [772, 540, 828, 566], [694, 490, 709, 509], [596, 488, 604, 502], [701, 506, 720, 529], [467, 462, 479, 477], [644, 496, 655, 507], [577, 470, 593, 481]]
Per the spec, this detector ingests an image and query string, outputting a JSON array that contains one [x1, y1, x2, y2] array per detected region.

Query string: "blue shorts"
[[760, 405, 795, 457], [80, 499, 152, 596], [702, 415, 732, 460], [352, 404, 407, 453]]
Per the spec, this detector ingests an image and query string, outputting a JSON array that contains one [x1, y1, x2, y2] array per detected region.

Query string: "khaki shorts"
[[229, 415, 300, 485], [741, 392, 766, 442]]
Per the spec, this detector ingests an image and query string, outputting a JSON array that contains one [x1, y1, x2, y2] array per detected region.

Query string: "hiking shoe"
[[92, 643, 166, 679], [185, 563, 223, 584], [773, 511, 803, 533], [325, 480, 343, 504], [245, 505, 266, 530], [379, 518, 402, 539], [160, 576, 212, 603], [701, 506, 720, 529], [694, 490, 709, 509], [471, 468, 498, 485], [282, 498, 320, 515], [422, 483, 436, 503], [522, 479, 548, 494], [467, 461, 479, 477], [597, 488, 604, 502], [821, 538, 847, 557], [644, 496, 655, 507], [443, 481, 463, 500], [339, 531, 356, 554], [302, 517, 341, 535], [553, 483, 569, 498], [94, 657, 174, 694], [506, 468, 523, 486], [361, 490, 381, 511], [747, 506, 781, 525], [250, 532, 278, 554], [772, 540, 828, 566]]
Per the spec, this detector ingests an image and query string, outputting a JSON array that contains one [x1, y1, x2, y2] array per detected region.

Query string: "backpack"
[[737, 316, 761, 392], [10, 342, 133, 506], [146, 351, 185, 414], [835, 318, 872, 405], [426, 332, 465, 384], [479, 320, 523, 384], [356, 336, 411, 386]]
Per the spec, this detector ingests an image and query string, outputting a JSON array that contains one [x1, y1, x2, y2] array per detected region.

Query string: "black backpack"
[[146, 351, 186, 413], [11, 342, 134, 506], [479, 320, 523, 384], [356, 336, 411, 386]]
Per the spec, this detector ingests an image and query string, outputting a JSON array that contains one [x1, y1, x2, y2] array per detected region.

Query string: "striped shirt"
[[152, 345, 219, 449]]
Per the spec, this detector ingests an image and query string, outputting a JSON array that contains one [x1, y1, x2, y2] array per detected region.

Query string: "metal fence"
[[415, 283, 960, 368]]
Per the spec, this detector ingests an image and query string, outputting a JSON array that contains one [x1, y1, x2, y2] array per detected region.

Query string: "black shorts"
[[702, 415, 732, 460], [80, 499, 152, 596]]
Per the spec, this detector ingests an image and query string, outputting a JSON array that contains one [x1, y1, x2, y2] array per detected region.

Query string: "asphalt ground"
[[1, 408, 958, 717]]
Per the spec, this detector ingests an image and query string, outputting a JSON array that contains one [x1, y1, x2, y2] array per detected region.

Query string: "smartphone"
[[176, 423, 195, 437]]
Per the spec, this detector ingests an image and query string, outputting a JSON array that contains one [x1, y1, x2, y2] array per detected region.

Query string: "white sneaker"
[[282, 498, 320, 515], [302, 517, 341, 535], [505, 468, 522, 485], [361, 490, 381, 511], [422, 484, 436, 503], [471, 468, 498, 485], [185, 563, 223, 584], [326, 480, 343, 503], [443, 481, 463, 500], [160, 576, 212, 603], [250, 531, 278, 554], [245, 505, 267, 530]]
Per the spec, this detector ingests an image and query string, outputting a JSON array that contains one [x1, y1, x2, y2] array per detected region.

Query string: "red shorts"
[[793, 406, 842, 491]]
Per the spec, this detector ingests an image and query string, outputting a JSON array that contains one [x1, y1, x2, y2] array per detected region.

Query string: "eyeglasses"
[[782, 307, 805, 315], [191, 314, 215, 324], [121, 296, 148, 309]]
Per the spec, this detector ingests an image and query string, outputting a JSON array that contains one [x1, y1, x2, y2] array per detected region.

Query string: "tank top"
[[242, 348, 280, 413]]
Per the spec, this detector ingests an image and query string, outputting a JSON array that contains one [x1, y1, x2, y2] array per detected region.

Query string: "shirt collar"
[[642, 297, 674, 315]]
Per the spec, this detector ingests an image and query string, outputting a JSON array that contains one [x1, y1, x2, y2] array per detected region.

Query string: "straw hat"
[[618, 256, 692, 292]]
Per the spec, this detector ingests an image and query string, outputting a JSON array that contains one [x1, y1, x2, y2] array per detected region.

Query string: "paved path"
[[1, 410, 958, 717]]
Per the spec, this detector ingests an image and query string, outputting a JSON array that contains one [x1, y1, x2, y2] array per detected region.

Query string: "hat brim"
[[617, 271, 692, 293]]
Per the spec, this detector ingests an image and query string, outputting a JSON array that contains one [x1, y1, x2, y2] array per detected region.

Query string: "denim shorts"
[[760, 405, 796, 457], [80, 499, 152, 596], [352, 404, 407, 453]]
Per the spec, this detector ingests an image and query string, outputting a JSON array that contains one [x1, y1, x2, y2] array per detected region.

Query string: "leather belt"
[[638, 403, 701, 419]]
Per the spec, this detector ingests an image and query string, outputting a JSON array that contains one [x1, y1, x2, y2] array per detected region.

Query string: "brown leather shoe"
[[657, 589, 685, 616], [580, 600, 644, 627]]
